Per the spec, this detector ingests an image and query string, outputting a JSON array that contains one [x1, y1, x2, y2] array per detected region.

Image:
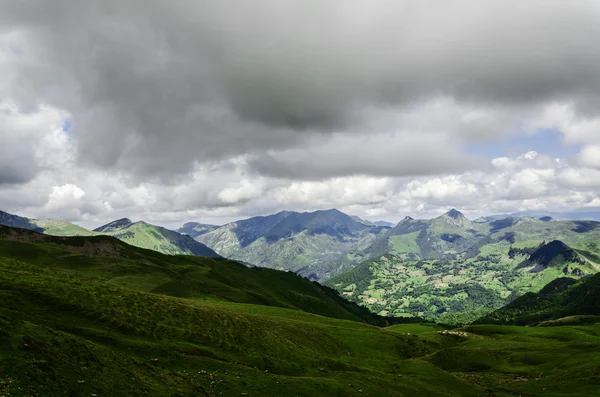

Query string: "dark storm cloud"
[[0, 164, 36, 185], [0, 107, 44, 186], [247, 132, 484, 179], [2, 0, 600, 179]]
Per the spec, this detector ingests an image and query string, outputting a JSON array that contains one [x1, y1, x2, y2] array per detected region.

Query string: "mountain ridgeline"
[[0, 224, 390, 324], [325, 209, 600, 324], [0, 211, 219, 258], [0, 210, 43, 232], [190, 209, 391, 280], [3, 207, 600, 324]]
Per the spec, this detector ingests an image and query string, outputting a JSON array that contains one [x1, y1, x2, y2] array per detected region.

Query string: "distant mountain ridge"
[[192, 209, 389, 280], [94, 218, 133, 232], [0, 210, 43, 232], [177, 222, 219, 238], [0, 210, 219, 258], [327, 209, 600, 323], [4, 207, 600, 323]]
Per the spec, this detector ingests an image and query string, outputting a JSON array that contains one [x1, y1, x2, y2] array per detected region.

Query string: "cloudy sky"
[[2, 0, 600, 228]]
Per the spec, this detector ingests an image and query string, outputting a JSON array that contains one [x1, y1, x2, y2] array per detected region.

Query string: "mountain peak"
[[399, 216, 414, 224], [446, 209, 463, 219], [520, 240, 583, 270], [93, 218, 133, 232], [437, 209, 471, 227]]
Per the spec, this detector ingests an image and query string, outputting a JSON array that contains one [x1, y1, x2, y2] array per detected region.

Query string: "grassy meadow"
[[0, 227, 599, 396]]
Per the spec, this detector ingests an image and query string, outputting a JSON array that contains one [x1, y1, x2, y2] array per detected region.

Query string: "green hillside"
[[328, 210, 600, 324], [0, 225, 384, 323], [477, 273, 600, 325], [196, 209, 388, 280], [2, 225, 600, 396], [0, 211, 219, 258]]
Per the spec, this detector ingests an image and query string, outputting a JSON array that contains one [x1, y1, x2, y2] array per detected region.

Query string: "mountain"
[[360, 209, 487, 262], [34, 218, 97, 236], [374, 220, 394, 227], [489, 208, 600, 222], [2, 224, 600, 396], [177, 221, 219, 238], [0, 210, 43, 232], [195, 209, 388, 280], [0, 210, 219, 258], [93, 219, 220, 257], [514, 240, 587, 275], [93, 217, 133, 232], [476, 272, 600, 325], [327, 211, 600, 324], [437, 208, 472, 228], [0, 224, 386, 323]]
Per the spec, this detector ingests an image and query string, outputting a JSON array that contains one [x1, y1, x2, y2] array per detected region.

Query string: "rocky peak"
[[446, 209, 463, 219], [93, 218, 133, 233], [398, 216, 414, 225], [438, 209, 471, 227]]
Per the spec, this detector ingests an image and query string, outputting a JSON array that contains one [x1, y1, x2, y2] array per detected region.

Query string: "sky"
[[1, 0, 600, 229]]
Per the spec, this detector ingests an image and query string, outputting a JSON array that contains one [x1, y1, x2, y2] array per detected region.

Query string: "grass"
[[329, 231, 600, 324], [427, 324, 600, 396], [2, 227, 600, 396], [0, 255, 469, 396], [0, 234, 390, 325], [477, 273, 600, 325]]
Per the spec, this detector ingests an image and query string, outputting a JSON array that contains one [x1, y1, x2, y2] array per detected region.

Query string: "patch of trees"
[[508, 242, 544, 259]]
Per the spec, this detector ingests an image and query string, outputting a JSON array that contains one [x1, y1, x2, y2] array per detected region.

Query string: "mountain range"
[[326, 209, 600, 323], [3, 207, 600, 324], [0, 210, 219, 258], [188, 209, 391, 280], [1, 223, 600, 396]]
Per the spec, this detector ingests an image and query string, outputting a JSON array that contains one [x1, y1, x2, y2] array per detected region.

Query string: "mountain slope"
[[93, 217, 134, 232], [0, 225, 385, 323], [98, 220, 220, 257], [328, 211, 600, 324], [196, 209, 388, 280], [476, 273, 600, 325], [0, 210, 43, 232], [360, 209, 488, 262], [0, 210, 219, 258], [177, 222, 219, 238], [515, 240, 588, 274], [2, 224, 600, 396]]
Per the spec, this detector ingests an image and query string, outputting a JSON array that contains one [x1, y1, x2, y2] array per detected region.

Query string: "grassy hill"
[[476, 273, 600, 325], [0, 225, 387, 323], [0, 211, 219, 258], [2, 226, 600, 396]]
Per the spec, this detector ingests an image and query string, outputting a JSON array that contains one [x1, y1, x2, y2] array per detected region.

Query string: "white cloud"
[[579, 145, 600, 169], [2, 2, 600, 226]]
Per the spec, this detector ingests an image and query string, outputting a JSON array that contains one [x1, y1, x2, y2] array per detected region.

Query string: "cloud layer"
[[1, 1, 600, 226]]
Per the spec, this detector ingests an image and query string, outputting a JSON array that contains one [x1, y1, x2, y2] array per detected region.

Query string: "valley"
[[1, 225, 600, 396], [327, 211, 600, 324], [3, 207, 600, 324]]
